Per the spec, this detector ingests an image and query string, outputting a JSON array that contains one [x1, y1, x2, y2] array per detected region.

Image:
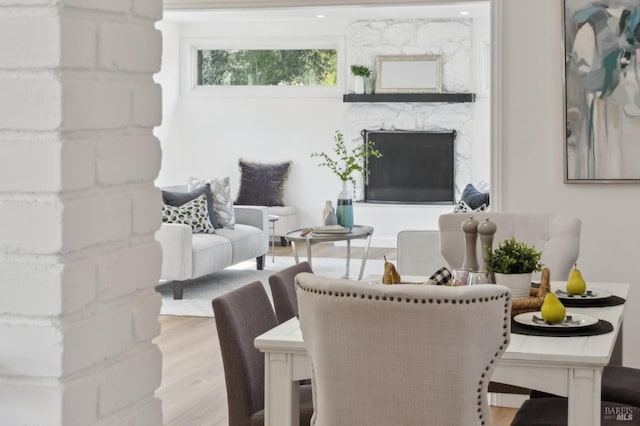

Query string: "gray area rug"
[[156, 256, 386, 317]]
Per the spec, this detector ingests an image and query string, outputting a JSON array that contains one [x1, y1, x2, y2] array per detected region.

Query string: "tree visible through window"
[[197, 49, 337, 87]]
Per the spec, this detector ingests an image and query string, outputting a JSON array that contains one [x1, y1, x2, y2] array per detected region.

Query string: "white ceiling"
[[163, 1, 490, 23]]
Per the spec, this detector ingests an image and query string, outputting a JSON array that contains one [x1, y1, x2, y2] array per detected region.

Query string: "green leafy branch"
[[350, 65, 371, 78], [486, 237, 543, 274], [311, 130, 382, 187]]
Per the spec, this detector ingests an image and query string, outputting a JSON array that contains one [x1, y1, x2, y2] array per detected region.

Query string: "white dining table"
[[254, 281, 628, 426]]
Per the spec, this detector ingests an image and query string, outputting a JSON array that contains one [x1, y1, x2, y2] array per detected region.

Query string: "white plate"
[[366, 275, 430, 285], [555, 288, 612, 300], [513, 311, 599, 329]]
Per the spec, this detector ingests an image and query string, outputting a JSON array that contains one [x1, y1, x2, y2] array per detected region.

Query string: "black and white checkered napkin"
[[424, 267, 452, 286]]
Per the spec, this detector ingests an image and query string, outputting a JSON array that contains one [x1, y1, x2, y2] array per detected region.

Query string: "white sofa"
[[156, 190, 269, 299], [398, 212, 581, 282]]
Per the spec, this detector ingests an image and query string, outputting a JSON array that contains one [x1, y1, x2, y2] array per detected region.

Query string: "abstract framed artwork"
[[563, 0, 640, 182]]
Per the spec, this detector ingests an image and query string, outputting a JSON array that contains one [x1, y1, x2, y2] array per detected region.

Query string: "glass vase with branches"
[[311, 130, 382, 189]]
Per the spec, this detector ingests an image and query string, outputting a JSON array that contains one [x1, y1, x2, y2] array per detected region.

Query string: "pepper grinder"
[[461, 216, 479, 272], [477, 218, 497, 283]]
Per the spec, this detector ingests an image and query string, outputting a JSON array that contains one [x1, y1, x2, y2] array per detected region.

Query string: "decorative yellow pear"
[[382, 256, 401, 284], [540, 293, 566, 323], [566, 264, 587, 295]]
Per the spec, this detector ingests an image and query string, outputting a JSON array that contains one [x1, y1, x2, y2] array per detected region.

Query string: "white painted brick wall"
[[0, 377, 100, 426], [97, 243, 162, 299], [133, 292, 162, 342], [0, 0, 54, 5], [0, 199, 63, 253], [133, 186, 163, 235], [132, 82, 163, 127], [100, 23, 162, 72], [63, 193, 133, 252], [60, 16, 97, 69], [0, 139, 96, 192], [63, 307, 134, 374], [64, 0, 132, 14], [0, 320, 63, 375], [0, 16, 60, 68], [98, 346, 162, 416], [62, 80, 131, 130], [0, 259, 96, 316], [60, 140, 98, 191], [0, 0, 163, 423], [97, 136, 161, 185], [133, 0, 162, 20], [133, 398, 163, 426], [0, 80, 62, 130]]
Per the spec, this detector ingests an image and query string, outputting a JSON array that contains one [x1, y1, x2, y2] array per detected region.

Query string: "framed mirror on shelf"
[[375, 54, 442, 94]]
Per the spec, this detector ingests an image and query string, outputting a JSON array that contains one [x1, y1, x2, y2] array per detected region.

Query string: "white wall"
[[155, 9, 490, 246], [497, 0, 640, 367]]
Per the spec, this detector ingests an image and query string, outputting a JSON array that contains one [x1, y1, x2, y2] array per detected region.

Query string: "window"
[[196, 49, 337, 87]]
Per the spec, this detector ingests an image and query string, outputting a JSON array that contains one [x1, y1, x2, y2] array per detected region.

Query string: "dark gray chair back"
[[212, 281, 277, 426], [268, 261, 313, 323]]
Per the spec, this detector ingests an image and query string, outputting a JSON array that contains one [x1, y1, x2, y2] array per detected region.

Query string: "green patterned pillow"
[[162, 194, 215, 234]]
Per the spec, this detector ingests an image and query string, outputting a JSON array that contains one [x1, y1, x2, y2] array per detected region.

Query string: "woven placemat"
[[557, 295, 625, 308], [511, 319, 613, 337]]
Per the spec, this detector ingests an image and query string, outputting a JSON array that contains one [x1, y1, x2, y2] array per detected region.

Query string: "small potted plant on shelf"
[[310, 130, 382, 229], [350, 65, 371, 94], [486, 237, 543, 299]]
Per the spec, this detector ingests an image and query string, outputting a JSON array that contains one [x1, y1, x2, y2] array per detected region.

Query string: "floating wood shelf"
[[343, 93, 476, 103]]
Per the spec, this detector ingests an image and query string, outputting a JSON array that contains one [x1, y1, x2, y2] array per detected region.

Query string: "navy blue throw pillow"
[[162, 183, 218, 229], [461, 184, 490, 210]]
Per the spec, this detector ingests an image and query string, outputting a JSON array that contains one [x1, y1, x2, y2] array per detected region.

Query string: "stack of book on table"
[[311, 225, 350, 236]]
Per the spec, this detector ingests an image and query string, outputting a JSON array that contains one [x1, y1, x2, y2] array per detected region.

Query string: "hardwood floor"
[[154, 246, 517, 426]]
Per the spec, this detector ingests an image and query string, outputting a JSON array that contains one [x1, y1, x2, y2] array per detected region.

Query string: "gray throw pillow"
[[235, 159, 291, 207], [162, 183, 218, 229], [188, 176, 236, 229], [461, 183, 490, 210]]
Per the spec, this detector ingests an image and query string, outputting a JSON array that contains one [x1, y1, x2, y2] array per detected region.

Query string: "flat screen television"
[[364, 129, 455, 204]]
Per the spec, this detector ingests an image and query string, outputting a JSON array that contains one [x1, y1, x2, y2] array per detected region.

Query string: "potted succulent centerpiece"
[[350, 65, 371, 94], [486, 237, 543, 299], [311, 130, 381, 230]]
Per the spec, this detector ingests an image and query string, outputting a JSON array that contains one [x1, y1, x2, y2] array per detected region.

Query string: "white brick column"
[[0, 1, 163, 424]]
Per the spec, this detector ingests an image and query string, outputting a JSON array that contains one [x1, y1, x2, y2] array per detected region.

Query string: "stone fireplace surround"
[[345, 18, 478, 202], [342, 18, 487, 246]]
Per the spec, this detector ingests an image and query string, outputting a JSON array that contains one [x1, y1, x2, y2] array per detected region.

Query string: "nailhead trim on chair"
[[296, 281, 511, 426]]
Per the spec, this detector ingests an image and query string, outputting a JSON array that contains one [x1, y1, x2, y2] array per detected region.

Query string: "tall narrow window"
[[196, 49, 337, 87]]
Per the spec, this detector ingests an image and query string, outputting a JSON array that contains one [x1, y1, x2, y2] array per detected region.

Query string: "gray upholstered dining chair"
[[268, 261, 313, 323], [212, 281, 314, 426], [511, 397, 640, 426], [512, 365, 640, 425], [295, 273, 511, 426]]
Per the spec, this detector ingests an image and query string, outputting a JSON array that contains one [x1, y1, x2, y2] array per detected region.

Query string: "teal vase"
[[336, 181, 353, 230]]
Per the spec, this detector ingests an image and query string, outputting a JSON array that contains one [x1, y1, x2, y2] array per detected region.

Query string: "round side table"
[[268, 215, 279, 263]]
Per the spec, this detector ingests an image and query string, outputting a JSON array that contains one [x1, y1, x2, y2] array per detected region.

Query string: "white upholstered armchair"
[[397, 212, 581, 282], [438, 212, 581, 281], [295, 273, 511, 426]]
